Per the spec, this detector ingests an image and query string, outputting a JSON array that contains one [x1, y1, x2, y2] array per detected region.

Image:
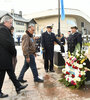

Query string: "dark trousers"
[[18, 54, 39, 81], [12, 57, 17, 72], [61, 45, 65, 53], [0, 68, 21, 93], [44, 58, 53, 71]]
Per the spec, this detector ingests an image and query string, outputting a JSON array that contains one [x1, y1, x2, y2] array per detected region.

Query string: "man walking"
[[18, 25, 44, 83], [42, 26, 63, 72], [10, 26, 17, 72], [0, 16, 28, 98]]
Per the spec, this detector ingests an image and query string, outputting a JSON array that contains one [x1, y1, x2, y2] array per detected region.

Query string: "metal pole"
[[58, 0, 60, 37]]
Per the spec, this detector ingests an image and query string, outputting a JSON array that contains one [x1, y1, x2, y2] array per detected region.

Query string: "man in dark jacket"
[[42, 26, 62, 72], [68, 26, 82, 53], [60, 34, 65, 53], [0, 16, 28, 98]]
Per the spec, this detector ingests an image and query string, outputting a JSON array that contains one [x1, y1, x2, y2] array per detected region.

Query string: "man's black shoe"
[[0, 92, 8, 98], [16, 84, 28, 94], [50, 70, 55, 72], [18, 79, 27, 83], [34, 78, 44, 83]]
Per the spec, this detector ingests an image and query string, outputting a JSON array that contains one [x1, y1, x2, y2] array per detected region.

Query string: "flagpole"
[[58, 0, 60, 37]]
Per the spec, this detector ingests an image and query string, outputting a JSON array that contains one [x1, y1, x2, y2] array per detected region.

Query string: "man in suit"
[[42, 26, 62, 72], [68, 26, 82, 53], [60, 34, 65, 53], [0, 16, 28, 98]]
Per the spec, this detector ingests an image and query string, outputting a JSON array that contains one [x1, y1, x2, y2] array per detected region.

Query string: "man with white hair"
[[0, 15, 28, 98]]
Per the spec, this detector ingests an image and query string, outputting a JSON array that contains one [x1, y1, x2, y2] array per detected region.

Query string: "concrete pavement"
[[0, 46, 90, 100]]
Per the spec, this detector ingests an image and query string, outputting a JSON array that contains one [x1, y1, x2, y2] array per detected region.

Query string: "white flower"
[[73, 62, 77, 66], [65, 75, 69, 80], [68, 77, 72, 82], [74, 63, 80, 68], [78, 64, 83, 68], [73, 77, 81, 82], [76, 51, 80, 57], [81, 71, 86, 76], [66, 77, 69, 81], [62, 68, 66, 74], [80, 55, 84, 59], [76, 50, 79, 53], [83, 63, 86, 65], [76, 77, 81, 82], [73, 78, 77, 82], [75, 70, 79, 77], [65, 65, 70, 71]]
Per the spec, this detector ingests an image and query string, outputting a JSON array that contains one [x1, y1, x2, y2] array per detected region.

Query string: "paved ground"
[[1, 46, 90, 100]]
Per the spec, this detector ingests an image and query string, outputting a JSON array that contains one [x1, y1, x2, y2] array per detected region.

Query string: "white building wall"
[[35, 16, 77, 37], [14, 21, 27, 42]]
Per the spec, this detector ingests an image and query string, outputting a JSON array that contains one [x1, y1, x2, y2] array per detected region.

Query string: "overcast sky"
[[0, 0, 90, 17]]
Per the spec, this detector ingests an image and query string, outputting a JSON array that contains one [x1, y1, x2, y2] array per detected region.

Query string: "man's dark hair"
[[10, 26, 14, 30], [68, 31, 71, 32]]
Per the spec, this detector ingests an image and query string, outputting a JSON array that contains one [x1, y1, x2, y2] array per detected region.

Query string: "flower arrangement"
[[60, 50, 88, 89]]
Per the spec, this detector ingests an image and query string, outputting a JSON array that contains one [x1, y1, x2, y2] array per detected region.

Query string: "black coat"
[[60, 36, 65, 45], [42, 31, 61, 60], [60, 36, 65, 52], [0, 24, 16, 70], [68, 32, 82, 53]]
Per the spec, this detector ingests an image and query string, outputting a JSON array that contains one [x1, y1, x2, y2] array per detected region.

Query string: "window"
[[67, 20, 76, 26], [16, 30, 24, 32], [16, 22, 24, 26], [81, 22, 84, 27]]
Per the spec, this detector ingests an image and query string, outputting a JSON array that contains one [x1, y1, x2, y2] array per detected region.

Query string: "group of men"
[[0, 15, 82, 98]]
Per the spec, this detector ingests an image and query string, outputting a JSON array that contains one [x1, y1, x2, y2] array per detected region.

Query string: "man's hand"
[[26, 57, 30, 63], [33, 37, 39, 40], [42, 48, 45, 53]]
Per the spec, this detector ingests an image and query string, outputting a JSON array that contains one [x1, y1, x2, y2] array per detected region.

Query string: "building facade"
[[0, 10, 36, 42], [24, 8, 90, 42], [0, 8, 90, 42]]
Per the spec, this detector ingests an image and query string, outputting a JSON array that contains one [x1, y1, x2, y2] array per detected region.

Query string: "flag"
[[61, 0, 65, 20]]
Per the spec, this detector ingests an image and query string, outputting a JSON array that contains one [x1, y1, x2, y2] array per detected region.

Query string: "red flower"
[[71, 80, 74, 84], [71, 81, 76, 85], [79, 74, 81, 78], [73, 65, 78, 69], [64, 75, 65, 79], [72, 74, 75, 78], [66, 62, 68, 64], [75, 66, 78, 69], [68, 63, 72, 66], [73, 83, 76, 85], [66, 71, 70, 75], [67, 78, 69, 81], [69, 58, 72, 60], [77, 61, 80, 63], [73, 65, 75, 68]]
